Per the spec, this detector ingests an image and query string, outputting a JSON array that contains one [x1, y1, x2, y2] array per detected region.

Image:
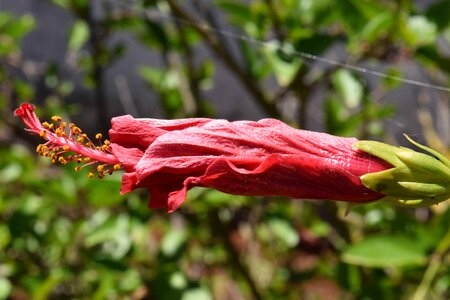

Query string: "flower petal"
[[109, 117, 390, 211]]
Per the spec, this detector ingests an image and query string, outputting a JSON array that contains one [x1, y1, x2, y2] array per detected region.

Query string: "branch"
[[166, 0, 279, 118], [210, 209, 264, 300], [263, 0, 285, 42]]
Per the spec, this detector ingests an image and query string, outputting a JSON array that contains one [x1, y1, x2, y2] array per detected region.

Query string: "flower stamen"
[[14, 103, 122, 179]]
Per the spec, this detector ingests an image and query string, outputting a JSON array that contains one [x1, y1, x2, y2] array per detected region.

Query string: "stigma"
[[14, 103, 121, 179]]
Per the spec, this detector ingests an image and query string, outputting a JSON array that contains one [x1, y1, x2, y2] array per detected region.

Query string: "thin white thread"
[[145, 10, 450, 93]]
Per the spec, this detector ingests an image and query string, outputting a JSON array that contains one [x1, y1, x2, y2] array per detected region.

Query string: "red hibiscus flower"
[[109, 115, 389, 211], [15, 102, 450, 212]]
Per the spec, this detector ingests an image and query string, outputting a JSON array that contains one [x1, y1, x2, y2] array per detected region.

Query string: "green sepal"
[[397, 182, 450, 197], [403, 134, 450, 169], [353, 135, 450, 207]]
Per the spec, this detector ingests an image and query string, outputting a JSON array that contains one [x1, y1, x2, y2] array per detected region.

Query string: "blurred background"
[[1, 0, 450, 299]]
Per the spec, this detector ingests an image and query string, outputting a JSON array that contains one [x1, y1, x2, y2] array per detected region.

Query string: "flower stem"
[[411, 226, 450, 300]]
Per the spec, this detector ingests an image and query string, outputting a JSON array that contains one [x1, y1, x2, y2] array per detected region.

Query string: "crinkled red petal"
[[110, 117, 390, 212]]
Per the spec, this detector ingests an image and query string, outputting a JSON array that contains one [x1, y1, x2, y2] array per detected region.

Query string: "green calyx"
[[353, 135, 450, 207]]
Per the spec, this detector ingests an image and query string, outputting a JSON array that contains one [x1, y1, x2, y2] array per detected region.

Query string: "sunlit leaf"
[[0, 278, 12, 300], [342, 235, 427, 267], [68, 20, 89, 51], [403, 16, 437, 46], [182, 288, 213, 300], [161, 228, 187, 257], [264, 41, 302, 87], [268, 218, 299, 248], [331, 69, 363, 109]]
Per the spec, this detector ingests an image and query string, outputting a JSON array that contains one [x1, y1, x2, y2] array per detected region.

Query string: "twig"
[[86, 3, 110, 133], [411, 227, 450, 300], [263, 0, 285, 42], [114, 75, 139, 116], [210, 209, 264, 300], [167, 51, 197, 116], [172, 15, 206, 116]]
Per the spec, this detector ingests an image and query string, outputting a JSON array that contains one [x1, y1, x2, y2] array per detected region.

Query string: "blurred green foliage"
[[1, 0, 450, 299]]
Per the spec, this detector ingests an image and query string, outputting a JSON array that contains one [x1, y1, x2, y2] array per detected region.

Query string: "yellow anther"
[[62, 145, 70, 151], [75, 166, 81, 172], [113, 164, 121, 170], [77, 136, 84, 143], [103, 139, 110, 145], [97, 165, 104, 172], [51, 116, 62, 122], [39, 130, 46, 138], [84, 158, 91, 162], [42, 121, 51, 129], [72, 127, 82, 135], [58, 157, 66, 164], [76, 158, 82, 163], [88, 172, 94, 178], [95, 133, 102, 140], [55, 128, 63, 137]]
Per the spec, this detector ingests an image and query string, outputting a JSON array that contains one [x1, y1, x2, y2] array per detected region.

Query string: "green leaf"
[[342, 235, 427, 267], [141, 20, 170, 50], [0, 278, 12, 300], [161, 228, 187, 257], [169, 272, 187, 289], [240, 41, 267, 81], [33, 271, 65, 300], [294, 34, 335, 55], [335, 0, 383, 34], [331, 69, 363, 109], [426, 0, 450, 30], [268, 219, 299, 248], [182, 288, 212, 300], [216, 0, 252, 25], [0, 13, 35, 55], [0, 225, 11, 250], [4, 14, 35, 40], [68, 20, 90, 51], [119, 269, 142, 292], [403, 16, 437, 47], [0, 163, 22, 183], [13, 79, 34, 99], [198, 59, 215, 90], [264, 41, 302, 87], [359, 12, 394, 42], [381, 68, 403, 89], [86, 174, 123, 207], [84, 214, 131, 259]]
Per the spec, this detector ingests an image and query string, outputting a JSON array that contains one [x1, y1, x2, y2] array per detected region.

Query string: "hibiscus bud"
[[14, 102, 450, 212], [354, 135, 450, 207]]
